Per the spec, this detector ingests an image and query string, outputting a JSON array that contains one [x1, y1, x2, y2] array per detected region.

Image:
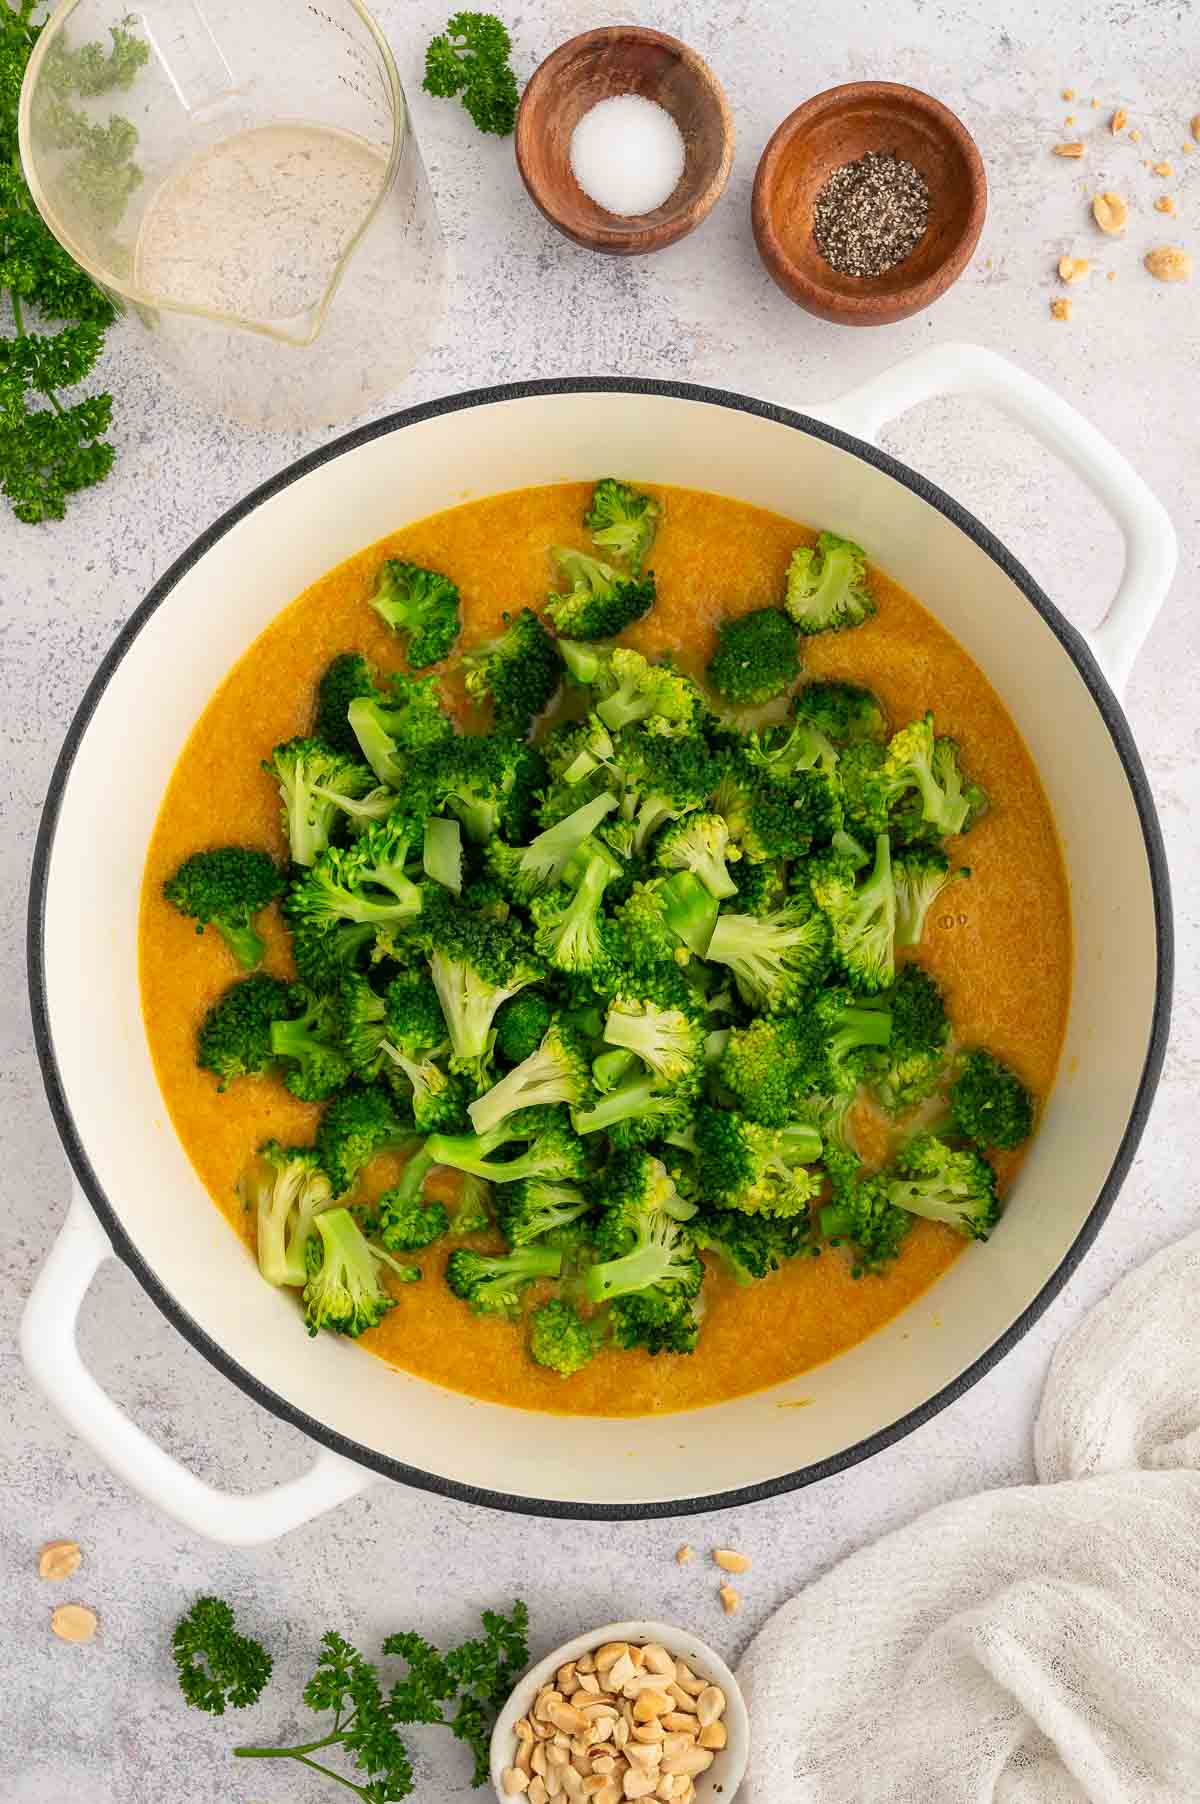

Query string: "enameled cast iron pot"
[[23, 344, 1175, 1544]]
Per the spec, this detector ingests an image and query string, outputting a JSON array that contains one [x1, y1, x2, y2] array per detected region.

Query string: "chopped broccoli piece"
[[197, 974, 291, 1091], [546, 548, 656, 642], [706, 607, 800, 708], [425, 902, 543, 1062], [463, 609, 561, 735], [691, 1207, 813, 1282], [382, 1042, 470, 1133], [451, 1172, 493, 1235], [784, 531, 875, 635], [610, 1290, 700, 1354], [412, 733, 547, 845], [694, 1106, 823, 1218], [820, 1159, 912, 1276], [316, 1082, 413, 1196], [583, 478, 660, 571], [265, 737, 384, 868], [884, 714, 987, 838], [572, 646, 705, 737], [489, 792, 619, 901], [572, 1069, 690, 1147], [269, 985, 355, 1100], [369, 559, 460, 668], [428, 1109, 588, 1185], [493, 992, 554, 1066], [288, 917, 375, 994], [302, 1207, 412, 1338], [529, 1299, 600, 1376], [240, 1142, 334, 1287], [893, 846, 968, 947], [706, 899, 830, 1012], [422, 816, 463, 895], [314, 652, 377, 757], [603, 996, 705, 1090], [495, 1178, 591, 1248], [794, 679, 887, 745], [530, 844, 621, 976], [347, 670, 455, 788], [445, 1244, 562, 1316], [467, 1018, 593, 1138], [870, 963, 950, 1114], [164, 848, 283, 970], [808, 832, 896, 993], [654, 812, 740, 899], [719, 1016, 813, 1127], [745, 715, 838, 783], [372, 1187, 450, 1251], [288, 817, 423, 935], [951, 1049, 1034, 1150], [888, 1132, 1000, 1239]]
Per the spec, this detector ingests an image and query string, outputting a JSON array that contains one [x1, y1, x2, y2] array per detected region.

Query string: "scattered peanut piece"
[[675, 1545, 694, 1566], [1192, 115, 1200, 142], [1050, 298, 1072, 320], [1130, 127, 1142, 142], [1090, 97, 1099, 108], [1092, 190, 1129, 234], [1155, 195, 1177, 215], [1058, 255, 1090, 283], [1107, 270, 1116, 281], [1053, 142, 1085, 158], [712, 1548, 752, 1575], [719, 1583, 740, 1615], [1062, 87, 1075, 100], [38, 1540, 81, 1581], [1111, 107, 1128, 133], [1152, 161, 1174, 177], [50, 1603, 97, 1643], [1144, 245, 1193, 282], [1184, 142, 1194, 154], [1065, 114, 1076, 126]]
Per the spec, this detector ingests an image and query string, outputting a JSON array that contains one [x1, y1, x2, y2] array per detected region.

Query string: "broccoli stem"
[[217, 920, 266, 969]]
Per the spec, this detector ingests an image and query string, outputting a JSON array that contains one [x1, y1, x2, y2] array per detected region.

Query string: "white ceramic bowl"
[[490, 1620, 749, 1803]]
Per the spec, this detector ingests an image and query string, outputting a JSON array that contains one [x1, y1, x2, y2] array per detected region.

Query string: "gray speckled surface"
[[4, 2, 1199, 1798]]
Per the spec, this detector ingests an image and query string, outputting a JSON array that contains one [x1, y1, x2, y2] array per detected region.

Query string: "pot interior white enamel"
[[32, 384, 1170, 1515]]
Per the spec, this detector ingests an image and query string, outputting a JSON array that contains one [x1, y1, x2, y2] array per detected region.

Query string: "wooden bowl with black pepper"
[[752, 82, 986, 325]]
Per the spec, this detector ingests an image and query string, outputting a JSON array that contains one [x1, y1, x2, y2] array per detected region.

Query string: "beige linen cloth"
[[738, 1230, 1200, 1802]]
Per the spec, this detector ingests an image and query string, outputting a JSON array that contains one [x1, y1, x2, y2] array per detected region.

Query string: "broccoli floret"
[[695, 1106, 824, 1218], [809, 833, 896, 993], [467, 1018, 593, 1137], [870, 963, 951, 1114], [489, 792, 619, 901], [372, 1187, 450, 1251], [383, 1044, 470, 1133], [288, 918, 375, 994], [578, 646, 705, 737], [730, 856, 788, 918], [422, 816, 463, 895], [530, 843, 621, 976], [164, 848, 283, 969], [611, 1290, 700, 1354], [302, 1206, 414, 1338], [784, 531, 875, 635], [833, 740, 896, 838], [334, 972, 390, 1075], [807, 987, 893, 1093], [718, 1016, 812, 1127], [741, 774, 841, 863], [884, 715, 987, 838], [707, 607, 800, 708], [413, 734, 547, 845], [888, 1132, 1000, 1239], [316, 1082, 412, 1196], [820, 1163, 912, 1276], [793, 679, 887, 745], [452, 1172, 493, 1235], [745, 715, 838, 782], [269, 985, 355, 1100], [706, 899, 830, 1012], [691, 1206, 813, 1282], [608, 731, 716, 854], [572, 1070, 690, 1147], [197, 974, 291, 1091], [654, 812, 740, 899], [586, 1202, 702, 1309], [314, 652, 377, 757], [264, 737, 384, 868], [347, 670, 455, 788], [240, 1142, 333, 1287], [546, 548, 656, 641], [288, 817, 423, 935], [893, 846, 969, 947], [445, 1244, 562, 1316], [495, 1178, 591, 1248], [950, 1049, 1034, 1150], [493, 993, 553, 1066], [583, 478, 661, 571], [369, 559, 461, 668], [529, 1298, 600, 1376], [428, 1110, 588, 1185], [542, 713, 617, 788], [612, 880, 689, 972], [595, 1150, 696, 1248], [425, 903, 543, 1062], [603, 996, 705, 1090], [463, 609, 561, 734]]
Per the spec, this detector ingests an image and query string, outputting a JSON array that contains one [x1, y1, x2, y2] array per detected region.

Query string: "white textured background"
[[3, 2, 1199, 1799]]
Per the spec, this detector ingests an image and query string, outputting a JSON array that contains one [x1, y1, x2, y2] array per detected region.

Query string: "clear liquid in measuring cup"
[[134, 122, 385, 328]]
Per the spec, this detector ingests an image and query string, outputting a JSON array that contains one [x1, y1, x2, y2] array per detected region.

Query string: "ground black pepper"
[[812, 150, 931, 278]]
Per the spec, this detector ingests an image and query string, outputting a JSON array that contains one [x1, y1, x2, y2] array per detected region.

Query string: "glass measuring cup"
[[19, 0, 447, 430]]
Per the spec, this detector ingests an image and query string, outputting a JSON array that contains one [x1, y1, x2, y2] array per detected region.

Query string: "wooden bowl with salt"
[[515, 27, 734, 255], [753, 82, 987, 325]]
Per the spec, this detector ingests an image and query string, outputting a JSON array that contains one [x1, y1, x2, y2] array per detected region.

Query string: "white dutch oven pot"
[[23, 345, 1175, 1543]]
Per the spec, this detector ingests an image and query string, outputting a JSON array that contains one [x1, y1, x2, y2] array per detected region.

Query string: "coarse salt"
[[569, 93, 686, 218]]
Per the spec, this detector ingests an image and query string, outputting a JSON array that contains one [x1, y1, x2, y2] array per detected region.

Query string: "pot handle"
[[808, 342, 1177, 697], [21, 1190, 373, 1544]]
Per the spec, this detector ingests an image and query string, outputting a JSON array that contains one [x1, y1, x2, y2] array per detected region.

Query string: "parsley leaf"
[[423, 12, 520, 137], [171, 1595, 273, 1715]]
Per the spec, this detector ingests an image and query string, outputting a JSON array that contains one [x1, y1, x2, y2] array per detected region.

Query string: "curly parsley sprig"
[[173, 1593, 530, 1802], [0, 2, 146, 522], [423, 13, 520, 137]]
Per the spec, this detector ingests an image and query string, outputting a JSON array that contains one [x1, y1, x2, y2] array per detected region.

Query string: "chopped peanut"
[[1154, 195, 1177, 215], [1062, 87, 1075, 100], [1144, 245, 1193, 282], [1130, 127, 1142, 141], [1057, 255, 1090, 283], [1111, 108, 1128, 133], [1152, 161, 1174, 177], [1092, 191, 1129, 234], [1050, 298, 1072, 320], [38, 1540, 81, 1581], [1053, 142, 1085, 158], [719, 1583, 741, 1615], [50, 1604, 97, 1643], [712, 1548, 752, 1574], [674, 1545, 694, 1566]]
